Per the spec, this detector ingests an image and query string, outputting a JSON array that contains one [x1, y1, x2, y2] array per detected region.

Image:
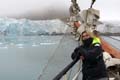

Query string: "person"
[[71, 31, 108, 80]]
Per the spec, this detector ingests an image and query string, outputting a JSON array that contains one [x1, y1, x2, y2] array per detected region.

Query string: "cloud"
[[0, 0, 120, 20]]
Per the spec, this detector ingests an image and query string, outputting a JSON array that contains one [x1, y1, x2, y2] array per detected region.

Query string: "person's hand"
[[71, 51, 80, 60], [80, 56, 84, 60], [71, 47, 81, 60]]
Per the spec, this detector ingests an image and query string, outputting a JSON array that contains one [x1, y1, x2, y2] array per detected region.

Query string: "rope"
[[37, 29, 69, 80]]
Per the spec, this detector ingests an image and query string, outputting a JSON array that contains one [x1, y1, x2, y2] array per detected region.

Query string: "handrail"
[[53, 58, 79, 80]]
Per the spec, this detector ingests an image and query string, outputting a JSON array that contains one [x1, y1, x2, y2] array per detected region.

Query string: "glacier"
[[0, 17, 69, 36], [0, 18, 71, 48]]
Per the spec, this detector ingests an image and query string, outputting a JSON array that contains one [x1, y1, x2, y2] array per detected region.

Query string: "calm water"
[[0, 35, 78, 80]]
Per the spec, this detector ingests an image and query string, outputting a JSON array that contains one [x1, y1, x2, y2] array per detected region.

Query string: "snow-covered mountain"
[[97, 21, 120, 33]]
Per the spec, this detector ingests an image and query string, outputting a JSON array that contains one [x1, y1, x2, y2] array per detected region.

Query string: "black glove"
[[71, 46, 81, 60], [77, 47, 87, 57]]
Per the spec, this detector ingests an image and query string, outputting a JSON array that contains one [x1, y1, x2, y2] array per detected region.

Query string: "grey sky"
[[0, 0, 120, 21]]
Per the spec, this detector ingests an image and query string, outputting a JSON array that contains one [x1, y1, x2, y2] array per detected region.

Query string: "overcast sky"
[[0, 0, 120, 21]]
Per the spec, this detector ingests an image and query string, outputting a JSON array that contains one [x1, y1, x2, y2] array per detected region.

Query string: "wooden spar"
[[98, 36, 120, 59]]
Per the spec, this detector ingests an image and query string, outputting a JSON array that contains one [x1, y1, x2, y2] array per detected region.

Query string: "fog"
[[0, 0, 120, 20]]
